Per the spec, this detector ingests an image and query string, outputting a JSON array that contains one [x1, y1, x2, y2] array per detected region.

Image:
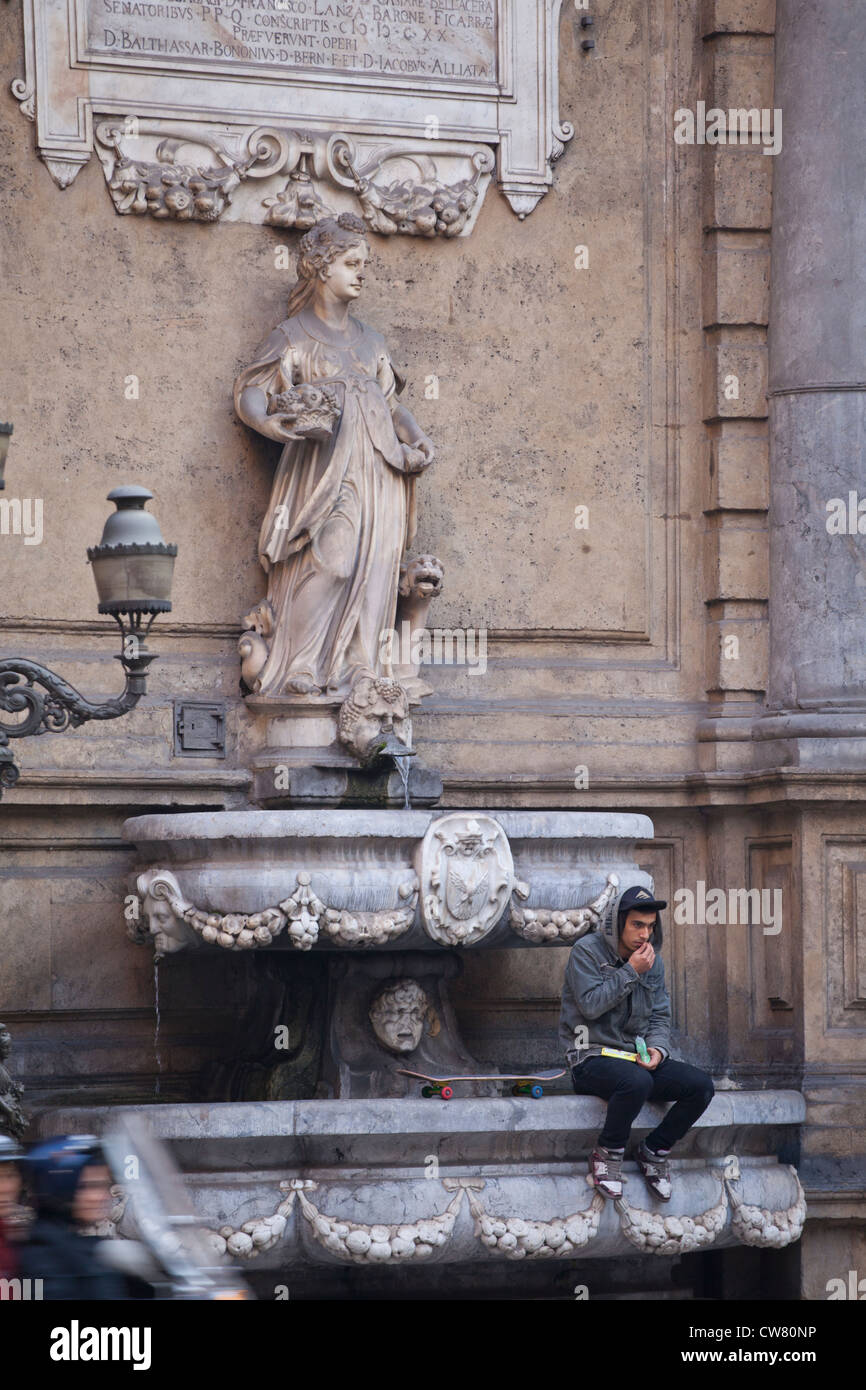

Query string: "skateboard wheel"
[[421, 1086, 434, 1097], [530, 1084, 543, 1099], [511, 1085, 521, 1096], [440, 1085, 453, 1100]]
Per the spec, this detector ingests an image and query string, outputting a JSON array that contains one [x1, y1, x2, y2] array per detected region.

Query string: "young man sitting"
[[560, 884, 715, 1200]]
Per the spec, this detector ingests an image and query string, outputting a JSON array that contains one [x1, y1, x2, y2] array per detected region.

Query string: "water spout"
[[370, 730, 416, 762]]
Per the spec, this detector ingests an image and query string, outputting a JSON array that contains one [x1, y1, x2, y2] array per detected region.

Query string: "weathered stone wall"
[[1, 0, 712, 1096], [2, 0, 865, 1301]]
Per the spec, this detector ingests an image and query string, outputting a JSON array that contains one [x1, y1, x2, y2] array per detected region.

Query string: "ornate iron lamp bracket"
[[0, 621, 157, 795]]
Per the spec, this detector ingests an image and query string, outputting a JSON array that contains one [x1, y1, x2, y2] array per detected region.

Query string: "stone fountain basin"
[[39, 1092, 806, 1267], [123, 808, 655, 951]]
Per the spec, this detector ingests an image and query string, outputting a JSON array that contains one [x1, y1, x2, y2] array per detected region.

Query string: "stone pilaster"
[[698, 0, 774, 770], [757, 0, 866, 1304], [754, 0, 866, 768]]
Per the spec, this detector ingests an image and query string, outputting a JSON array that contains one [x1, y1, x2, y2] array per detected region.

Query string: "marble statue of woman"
[[234, 213, 436, 702]]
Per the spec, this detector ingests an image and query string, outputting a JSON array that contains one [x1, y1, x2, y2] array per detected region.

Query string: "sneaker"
[[636, 1141, 672, 1201], [589, 1145, 626, 1199]]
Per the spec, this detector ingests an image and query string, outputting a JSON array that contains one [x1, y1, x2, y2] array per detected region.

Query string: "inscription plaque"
[[14, 0, 573, 226], [84, 1, 498, 85]]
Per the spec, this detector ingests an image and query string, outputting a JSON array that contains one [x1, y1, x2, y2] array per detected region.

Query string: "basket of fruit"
[[267, 383, 341, 442]]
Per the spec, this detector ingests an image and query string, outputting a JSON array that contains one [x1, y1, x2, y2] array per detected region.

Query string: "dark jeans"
[[571, 1055, 714, 1151]]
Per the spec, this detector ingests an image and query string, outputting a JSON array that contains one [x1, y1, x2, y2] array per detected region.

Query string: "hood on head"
[[597, 884, 664, 952], [23, 1135, 105, 1220]]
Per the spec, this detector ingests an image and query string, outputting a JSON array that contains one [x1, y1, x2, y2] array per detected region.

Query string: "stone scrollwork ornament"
[[94, 121, 278, 222], [725, 1167, 807, 1248], [128, 869, 419, 955], [322, 883, 418, 948], [10, 78, 35, 123], [510, 873, 621, 944], [420, 814, 514, 947], [466, 1188, 605, 1260], [327, 139, 495, 239], [93, 119, 497, 234], [88, 1180, 295, 1259], [262, 151, 335, 231], [278, 873, 323, 951], [207, 1186, 301, 1261], [615, 1183, 729, 1256], [296, 1184, 465, 1264]]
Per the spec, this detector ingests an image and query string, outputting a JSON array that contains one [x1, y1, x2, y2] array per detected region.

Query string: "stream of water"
[[394, 755, 411, 809], [153, 958, 163, 1097]]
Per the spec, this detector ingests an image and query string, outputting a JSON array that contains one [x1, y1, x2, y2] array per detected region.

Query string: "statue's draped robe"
[[235, 312, 415, 697]]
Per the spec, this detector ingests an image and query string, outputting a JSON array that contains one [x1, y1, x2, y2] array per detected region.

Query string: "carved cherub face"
[[322, 243, 368, 303], [0, 1027, 10, 1061], [369, 980, 428, 1054]]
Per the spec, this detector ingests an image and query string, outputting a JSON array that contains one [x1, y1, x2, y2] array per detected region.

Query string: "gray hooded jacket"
[[558, 885, 673, 1066]]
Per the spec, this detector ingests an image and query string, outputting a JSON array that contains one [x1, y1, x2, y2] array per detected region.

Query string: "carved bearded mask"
[[338, 676, 411, 762]]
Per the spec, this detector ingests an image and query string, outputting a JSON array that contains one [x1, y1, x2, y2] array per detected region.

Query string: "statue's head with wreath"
[[287, 212, 370, 315]]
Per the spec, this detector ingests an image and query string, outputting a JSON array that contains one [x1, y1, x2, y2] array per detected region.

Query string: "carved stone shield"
[[419, 814, 514, 947]]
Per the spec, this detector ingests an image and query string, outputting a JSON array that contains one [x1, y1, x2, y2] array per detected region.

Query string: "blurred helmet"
[[23, 1135, 105, 1215], [0, 1135, 24, 1164]]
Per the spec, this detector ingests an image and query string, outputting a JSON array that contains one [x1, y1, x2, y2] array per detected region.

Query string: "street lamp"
[[0, 484, 176, 796]]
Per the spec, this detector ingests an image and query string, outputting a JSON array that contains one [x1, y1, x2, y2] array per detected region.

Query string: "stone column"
[[754, 0, 866, 767]]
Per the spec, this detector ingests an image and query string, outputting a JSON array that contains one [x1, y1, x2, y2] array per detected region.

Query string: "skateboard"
[[397, 1067, 567, 1100]]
